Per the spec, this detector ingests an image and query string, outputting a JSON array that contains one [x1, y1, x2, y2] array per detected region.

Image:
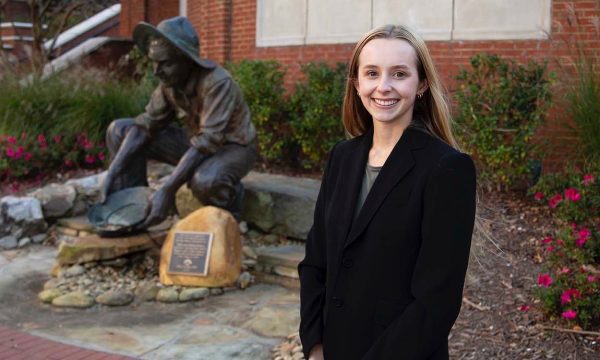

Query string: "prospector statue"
[[95, 16, 257, 231]]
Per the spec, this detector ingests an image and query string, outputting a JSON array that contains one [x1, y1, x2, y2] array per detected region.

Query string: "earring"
[[357, 91, 360, 96], [417, 92, 423, 99]]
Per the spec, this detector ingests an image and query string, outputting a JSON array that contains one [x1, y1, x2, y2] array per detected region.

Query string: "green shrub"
[[289, 62, 347, 169], [0, 68, 153, 143], [226, 60, 291, 165], [454, 54, 553, 190]]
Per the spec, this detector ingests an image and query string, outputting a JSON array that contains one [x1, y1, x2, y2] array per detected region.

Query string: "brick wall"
[[121, 0, 599, 172]]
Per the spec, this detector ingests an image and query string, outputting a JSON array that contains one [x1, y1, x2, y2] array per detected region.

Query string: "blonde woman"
[[299, 25, 476, 360]]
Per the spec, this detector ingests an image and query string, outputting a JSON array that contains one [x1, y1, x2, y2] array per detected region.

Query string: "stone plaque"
[[167, 231, 214, 276]]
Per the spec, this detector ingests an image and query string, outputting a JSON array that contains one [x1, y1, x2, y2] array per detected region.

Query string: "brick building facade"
[[119, 0, 599, 172]]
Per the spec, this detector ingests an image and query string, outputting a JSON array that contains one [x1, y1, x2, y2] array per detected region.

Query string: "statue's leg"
[[105, 118, 149, 192], [188, 140, 258, 220]]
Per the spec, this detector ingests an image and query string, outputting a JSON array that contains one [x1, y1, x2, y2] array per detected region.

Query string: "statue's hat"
[[133, 16, 216, 69]]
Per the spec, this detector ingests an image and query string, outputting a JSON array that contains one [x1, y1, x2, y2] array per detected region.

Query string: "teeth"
[[373, 98, 398, 106]]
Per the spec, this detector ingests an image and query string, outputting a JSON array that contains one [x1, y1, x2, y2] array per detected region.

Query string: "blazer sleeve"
[[363, 152, 476, 360], [298, 143, 338, 359]]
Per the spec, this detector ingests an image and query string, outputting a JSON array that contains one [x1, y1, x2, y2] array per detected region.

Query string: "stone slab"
[[242, 171, 320, 240], [57, 216, 95, 232], [256, 245, 304, 269], [56, 234, 155, 265]]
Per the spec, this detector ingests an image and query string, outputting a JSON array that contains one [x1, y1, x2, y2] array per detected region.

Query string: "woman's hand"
[[308, 344, 324, 360]]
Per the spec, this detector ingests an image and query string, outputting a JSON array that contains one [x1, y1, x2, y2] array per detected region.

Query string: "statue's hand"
[[139, 187, 175, 229]]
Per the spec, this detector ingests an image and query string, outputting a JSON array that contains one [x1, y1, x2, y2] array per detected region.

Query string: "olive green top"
[[354, 163, 382, 220]]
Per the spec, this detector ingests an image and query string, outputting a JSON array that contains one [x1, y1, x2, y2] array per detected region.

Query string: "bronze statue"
[[98, 16, 257, 229]]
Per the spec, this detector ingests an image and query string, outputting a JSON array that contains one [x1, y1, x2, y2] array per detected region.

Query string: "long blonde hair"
[[342, 24, 458, 149]]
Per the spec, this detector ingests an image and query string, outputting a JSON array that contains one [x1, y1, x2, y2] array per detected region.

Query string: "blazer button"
[[332, 296, 344, 308], [342, 258, 353, 268]]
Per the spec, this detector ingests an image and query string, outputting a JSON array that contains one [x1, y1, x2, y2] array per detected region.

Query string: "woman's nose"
[[377, 77, 392, 92]]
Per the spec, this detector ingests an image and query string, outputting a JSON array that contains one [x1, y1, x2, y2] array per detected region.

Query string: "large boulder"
[[160, 206, 241, 287], [241, 172, 320, 240], [29, 183, 77, 218], [0, 196, 47, 238]]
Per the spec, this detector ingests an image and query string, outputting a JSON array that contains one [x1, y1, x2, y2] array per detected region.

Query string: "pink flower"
[[588, 275, 597, 283], [24, 152, 32, 161], [576, 228, 591, 248], [5, 147, 15, 158], [547, 245, 554, 253], [37, 134, 47, 149], [53, 135, 61, 144], [98, 152, 105, 161], [85, 154, 95, 164], [541, 236, 553, 244], [562, 309, 577, 320], [583, 174, 595, 186], [519, 305, 530, 312], [560, 267, 570, 274], [534, 192, 544, 201], [9, 182, 19, 193], [560, 289, 581, 305], [538, 273, 553, 287], [14, 146, 24, 159], [7, 136, 16, 144], [82, 140, 93, 150], [564, 187, 581, 201], [64, 159, 74, 167], [549, 194, 563, 209], [556, 239, 564, 246]]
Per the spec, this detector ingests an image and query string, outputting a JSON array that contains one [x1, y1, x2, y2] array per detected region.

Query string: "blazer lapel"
[[335, 129, 371, 252], [343, 128, 424, 250]]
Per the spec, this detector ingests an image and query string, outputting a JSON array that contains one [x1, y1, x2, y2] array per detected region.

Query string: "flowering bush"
[[0, 132, 106, 191], [531, 171, 599, 329]]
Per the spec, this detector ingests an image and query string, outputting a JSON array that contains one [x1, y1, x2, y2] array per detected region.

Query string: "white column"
[[180, 0, 188, 17]]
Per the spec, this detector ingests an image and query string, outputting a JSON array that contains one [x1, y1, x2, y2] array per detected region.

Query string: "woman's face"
[[355, 38, 426, 127]]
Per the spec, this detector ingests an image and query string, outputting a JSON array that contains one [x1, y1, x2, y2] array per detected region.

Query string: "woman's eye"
[[366, 71, 377, 77], [393, 72, 406, 78]]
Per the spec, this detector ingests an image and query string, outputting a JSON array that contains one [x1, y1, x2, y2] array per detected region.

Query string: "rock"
[[101, 257, 128, 267], [159, 206, 241, 288], [29, 183, 77, 218], [0, 196, 47, 238], [38, 289, 62, 303], [17, 237, 31, 248], [44, 279, 60, 290], [62, 265, 86, 278], [156, 288, 179, 303], [56, 233, 154, 265], [239, 221, 248, 234], [262, 234, 279, 245], [31, 233, 46, 244], [50, 262, 61, 277], [210, 288, 224, 296], [57, 216, 95, 232], [148, 162, 175, 180], [175, 186, 204, 218], [179, 287, 210, 302], [0, 235, 18, 250], [242, 245, 257, 260], [246, 229, 261, 240], [56, 226, 79, 236], [135, 282, 160, 302], [242, 259, 257, 269], [256, 245, 305, 269], [274, 266, 299, 279], [95, 290, 134, 306], [65, 172, 105, 198], [242, 171, 320, 240], [52, 291, 94, 308], [237, 271, 252, 289]]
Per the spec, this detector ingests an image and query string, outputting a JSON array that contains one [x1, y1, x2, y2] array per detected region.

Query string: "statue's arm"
[[161, 146, 206, 193]]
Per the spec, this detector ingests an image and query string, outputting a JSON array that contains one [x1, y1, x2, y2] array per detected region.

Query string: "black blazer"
[[299, 127, 476, 360]]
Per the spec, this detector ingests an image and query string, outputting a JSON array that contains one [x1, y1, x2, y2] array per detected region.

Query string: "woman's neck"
[[368, 119, 410, 167]]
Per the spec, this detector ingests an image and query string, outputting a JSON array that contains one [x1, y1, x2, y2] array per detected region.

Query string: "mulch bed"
[[450, 191, 598, 359]]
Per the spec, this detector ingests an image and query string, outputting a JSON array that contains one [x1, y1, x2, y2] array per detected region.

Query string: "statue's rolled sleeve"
[[134, 86, 175, 134], [189, 79, 234, 155]]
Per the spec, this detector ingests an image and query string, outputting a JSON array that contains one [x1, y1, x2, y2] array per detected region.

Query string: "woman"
[[299, 25, 477, 360]]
